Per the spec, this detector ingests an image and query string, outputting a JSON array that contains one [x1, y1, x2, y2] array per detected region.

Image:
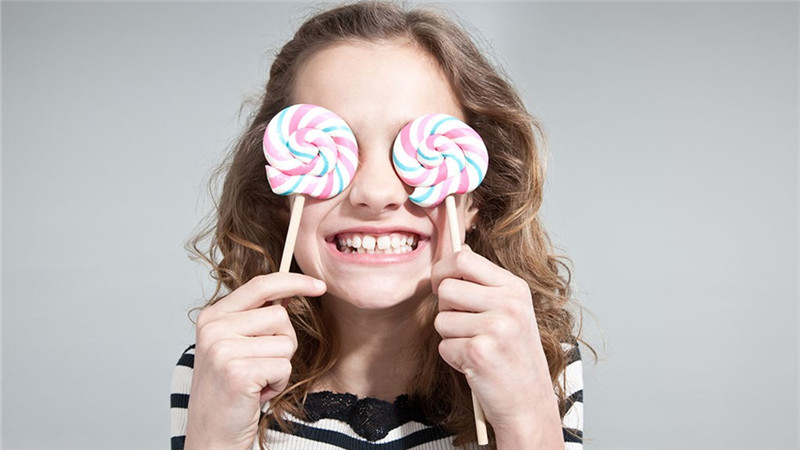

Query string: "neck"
[[315, 295, 431, 402]]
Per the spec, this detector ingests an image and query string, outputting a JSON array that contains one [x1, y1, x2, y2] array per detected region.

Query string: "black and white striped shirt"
[[170, 343, 583, 449]]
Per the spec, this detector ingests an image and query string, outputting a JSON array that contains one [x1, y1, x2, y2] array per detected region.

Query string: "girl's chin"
[[322, 285, 430, 311]]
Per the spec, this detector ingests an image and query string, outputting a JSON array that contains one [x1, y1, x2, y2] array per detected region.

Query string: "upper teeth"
[[337, 232, 418, 254]]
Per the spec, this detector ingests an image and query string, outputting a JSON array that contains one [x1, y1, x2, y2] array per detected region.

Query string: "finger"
[[219, 356, 292, 398], [205, 335, 297, 364], [437, 337, 471, 375], [254, 358, 293, 401], [431, 248, 512, 293], [434, 310, 482, 339], [222, 305, 298, 343], [216, 273, 326, 313], [436, 278, 495, 313]]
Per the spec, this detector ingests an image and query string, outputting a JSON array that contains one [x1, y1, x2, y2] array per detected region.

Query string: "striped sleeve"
[[170, 345, 195, 450], [560, 341, 584, 450]]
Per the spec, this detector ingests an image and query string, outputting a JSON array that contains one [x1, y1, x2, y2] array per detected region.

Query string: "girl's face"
[[292, 40, 476, 311]]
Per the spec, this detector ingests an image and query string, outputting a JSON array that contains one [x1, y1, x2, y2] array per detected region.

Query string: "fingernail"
[[313, 279, 326, 290]]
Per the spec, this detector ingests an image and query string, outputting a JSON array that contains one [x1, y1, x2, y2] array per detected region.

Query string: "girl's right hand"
[[184, 273, 327, 450]]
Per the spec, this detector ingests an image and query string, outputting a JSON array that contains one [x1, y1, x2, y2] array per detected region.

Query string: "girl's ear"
[[464, 195, 479, 232]]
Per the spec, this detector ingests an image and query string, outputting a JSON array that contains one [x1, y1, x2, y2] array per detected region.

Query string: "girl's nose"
[[347, 146, 409, 215]]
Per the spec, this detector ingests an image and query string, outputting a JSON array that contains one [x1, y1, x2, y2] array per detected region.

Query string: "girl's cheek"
[[426, 207, 450, 262]]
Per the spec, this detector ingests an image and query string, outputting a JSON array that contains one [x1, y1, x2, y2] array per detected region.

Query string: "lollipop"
[[392, 113, 490, 445], [264, 104, 358, 272], [392, 113, 488, 249]]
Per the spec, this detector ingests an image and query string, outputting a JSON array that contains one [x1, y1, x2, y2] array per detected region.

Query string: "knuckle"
[[207, 339, 233, 362], [485, 315, 507, 334], [195, 308, 214, 329], [466, 336, 493, 367], [275, 335, 296, 356], [198, 319, 223, 343], [437, 339, 448, 357], [222, 360, 246, 388], [437, 278, 455, 297], [453, 250, 471, 271], [513, 278, 531, 298], [247, 275, 272, 296], [275, 358, 292, 377], [195, 326, 219, 353], [433, 313, 446, 334], [271, 305, 290, 323]]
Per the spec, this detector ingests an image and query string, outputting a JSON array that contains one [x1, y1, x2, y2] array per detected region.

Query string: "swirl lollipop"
[[392, 113, 490, 445], [392, 113, 488, 248], [264, 104, 358, 272]]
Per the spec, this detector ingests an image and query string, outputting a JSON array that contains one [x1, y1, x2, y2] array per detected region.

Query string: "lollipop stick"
[[445, 195, 462, 252], [445, 195, 489, 446], [279, 195, 305, 273]]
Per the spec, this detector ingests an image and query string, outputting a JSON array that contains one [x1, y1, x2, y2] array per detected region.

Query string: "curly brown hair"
[[186, 1, 595, 447]]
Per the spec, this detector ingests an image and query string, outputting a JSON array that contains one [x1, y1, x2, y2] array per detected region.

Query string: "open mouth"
[[334, 232, 420, 254]]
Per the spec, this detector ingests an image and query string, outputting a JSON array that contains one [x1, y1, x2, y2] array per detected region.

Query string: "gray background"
[[2, 2, 797, 449]]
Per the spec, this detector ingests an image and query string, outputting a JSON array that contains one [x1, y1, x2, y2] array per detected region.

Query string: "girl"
[[171, 2, 591, 449]]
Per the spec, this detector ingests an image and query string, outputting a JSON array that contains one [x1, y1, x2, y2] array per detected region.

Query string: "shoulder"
[[170, 344, 195, 450]]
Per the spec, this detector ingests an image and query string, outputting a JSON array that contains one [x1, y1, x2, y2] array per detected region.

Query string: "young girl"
[[171, 2, 590, 449]]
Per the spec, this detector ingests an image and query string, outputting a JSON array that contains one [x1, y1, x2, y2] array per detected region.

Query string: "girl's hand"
[[431, 248, 564, 448], [184, 273, 326, 450]]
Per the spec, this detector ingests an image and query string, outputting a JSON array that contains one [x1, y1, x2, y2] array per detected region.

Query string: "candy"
[[263, 104, 358, 199], [392, 114, 488, 207], [263, 104, 358, 273]]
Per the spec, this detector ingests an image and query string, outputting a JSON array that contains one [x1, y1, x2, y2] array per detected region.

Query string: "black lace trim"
[[297, 391, 439, 442]]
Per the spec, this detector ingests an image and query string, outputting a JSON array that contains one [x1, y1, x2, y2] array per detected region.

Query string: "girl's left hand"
[[431, 247, 563, 445]]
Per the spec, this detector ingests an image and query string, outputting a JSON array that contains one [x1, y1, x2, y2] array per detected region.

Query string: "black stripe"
[[171, 435, 185, 450], [177, 350, 195, 368], [271, 420, 452, 449], [561, 388, 583, 418], [171, 393, 190, 409], [563, 427, 583, 443], [565, 343, 581, 365], [565, 389, 583, 406]]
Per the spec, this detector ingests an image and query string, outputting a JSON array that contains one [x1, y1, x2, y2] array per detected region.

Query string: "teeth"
[[336, 232, 419, 254], [362, 235, 376, 251]]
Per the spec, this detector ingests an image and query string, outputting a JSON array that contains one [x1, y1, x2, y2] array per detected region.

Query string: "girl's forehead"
[[292, 41, 465, 135]]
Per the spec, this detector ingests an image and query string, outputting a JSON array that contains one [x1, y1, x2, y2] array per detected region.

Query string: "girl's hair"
[[187, 1, 595, 447]]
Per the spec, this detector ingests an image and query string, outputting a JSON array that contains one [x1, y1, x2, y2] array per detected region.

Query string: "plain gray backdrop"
[[2, 1, 797, 449]]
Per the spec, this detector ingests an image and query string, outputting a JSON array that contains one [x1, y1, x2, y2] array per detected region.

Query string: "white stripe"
[[170, 365, 193, 395], [261, 430, 467, 450], [170, 406, 188, 440], [562, 400, 584, 430], [566, 441, 583, 450], [563, 359, 584, 397], [275, 415, 435, 443]]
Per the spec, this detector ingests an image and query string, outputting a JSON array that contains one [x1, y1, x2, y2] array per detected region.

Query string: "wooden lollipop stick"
[[445, 195, 489, 446], [279, 195, 305, 273], [445, 195, 463, 252]]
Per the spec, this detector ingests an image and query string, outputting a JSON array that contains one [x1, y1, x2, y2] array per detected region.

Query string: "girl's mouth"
[[334, 232, 419, 254]]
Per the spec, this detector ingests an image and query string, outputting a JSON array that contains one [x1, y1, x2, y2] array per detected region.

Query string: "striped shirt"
[[170, 343, 583, 449]]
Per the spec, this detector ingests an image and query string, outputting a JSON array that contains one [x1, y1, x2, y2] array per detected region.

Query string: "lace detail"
[[300, 391, 437, 441]]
